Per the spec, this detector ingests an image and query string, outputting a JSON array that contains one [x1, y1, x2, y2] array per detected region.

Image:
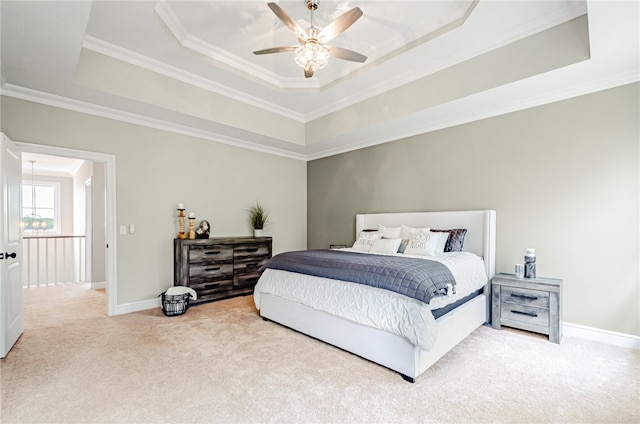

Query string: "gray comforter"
[[263, 249, 456, 304]]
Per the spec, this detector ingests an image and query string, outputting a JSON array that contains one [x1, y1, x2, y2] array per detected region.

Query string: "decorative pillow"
[[431, 228, 468, 252], [404, 230, 448, 256], [370, 238, 402, 254], [351, 231, 382, 252], [399, 225, 430, 253], [378, 224, 402, 239]]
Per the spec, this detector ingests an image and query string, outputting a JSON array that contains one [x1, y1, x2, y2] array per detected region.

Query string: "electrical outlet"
[[119, 225, 127, 235]]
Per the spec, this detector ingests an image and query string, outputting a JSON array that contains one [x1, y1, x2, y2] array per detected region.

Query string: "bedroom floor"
[[1, 284, 638, 424]]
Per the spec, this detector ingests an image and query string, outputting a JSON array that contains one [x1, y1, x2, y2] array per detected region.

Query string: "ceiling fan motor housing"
[[306, 1, 319, 11]]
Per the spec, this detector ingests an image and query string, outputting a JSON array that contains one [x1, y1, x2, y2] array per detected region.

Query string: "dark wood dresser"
[[173, 237, 272, 305]]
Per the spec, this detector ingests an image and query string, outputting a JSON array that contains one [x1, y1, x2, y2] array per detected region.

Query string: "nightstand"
[[491, 273, 562, 343]]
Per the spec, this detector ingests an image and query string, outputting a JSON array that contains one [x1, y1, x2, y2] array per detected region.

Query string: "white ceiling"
[[21, 153, 84, 178], [1, 1, 638, 161]]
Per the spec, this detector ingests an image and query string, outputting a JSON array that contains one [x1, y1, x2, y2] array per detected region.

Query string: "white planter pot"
[[253, 229, 263, 237]]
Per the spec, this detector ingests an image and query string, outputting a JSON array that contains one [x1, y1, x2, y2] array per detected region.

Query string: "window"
[[22, 181, 61, 235]]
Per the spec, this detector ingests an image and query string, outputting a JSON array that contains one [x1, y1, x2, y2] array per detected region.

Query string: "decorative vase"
[[253, 229, 263, 237]]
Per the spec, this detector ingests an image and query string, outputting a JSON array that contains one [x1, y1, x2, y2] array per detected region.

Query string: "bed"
[[254, 210, 496, 382]]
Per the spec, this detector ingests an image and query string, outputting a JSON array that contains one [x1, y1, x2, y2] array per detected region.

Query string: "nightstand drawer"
[[501, 303, 549, 328], [501, 286, 549, 309], [189, 246, 233, 264]]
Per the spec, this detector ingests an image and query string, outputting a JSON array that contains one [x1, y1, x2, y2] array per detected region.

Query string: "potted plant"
[[248, 202, 269, 237]]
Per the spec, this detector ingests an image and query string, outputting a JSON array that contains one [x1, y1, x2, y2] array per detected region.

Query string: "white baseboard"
[[108, 299, 639, 350], [91, 281, 106, 290], [113, 297, 161, 316], [563, 322, 640, 350]]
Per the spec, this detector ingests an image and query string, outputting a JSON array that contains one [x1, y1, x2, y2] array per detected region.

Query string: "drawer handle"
[[205, 251, 221, 255], [205, 267, 221, 272], [511, 309, 538, 318], [510, 293, 538, 301], [245, 262, 258, 269], [204, 283, 221, 290], [244, 248, 259, 253]]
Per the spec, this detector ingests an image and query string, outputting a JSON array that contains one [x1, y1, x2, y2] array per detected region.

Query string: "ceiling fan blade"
[[326, 46, 367, 63], [304, 68, 314, 78], [253, 46, 298, 55], [267, 2, 308, 41], [317, 7, 363, 43]]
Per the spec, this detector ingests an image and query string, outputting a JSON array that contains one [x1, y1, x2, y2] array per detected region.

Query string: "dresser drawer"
[[234, 256, 269, 275], [234, 243, 270, 259], [234, 273, 261, 288], [189, 263, 233, 284], [190, 279, 234, 295], [189, 246, 233, 264], [501, 286, 549, 309], [501, 303, 549, 328]]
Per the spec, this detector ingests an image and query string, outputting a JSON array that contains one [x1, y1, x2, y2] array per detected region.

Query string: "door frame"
[[15, 142, 117, 316]]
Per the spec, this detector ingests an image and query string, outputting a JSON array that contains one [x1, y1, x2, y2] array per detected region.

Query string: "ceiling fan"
[[253, 1, 367, 78]]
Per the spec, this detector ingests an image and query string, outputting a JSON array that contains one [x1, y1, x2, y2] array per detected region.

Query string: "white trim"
[[563, 322, 640, 350], [1, 85, 307, 161], [82, 35, 305, 123], [13, 142, 118, 317], [91, 281, 105, 290], [305, 69, 640, 161], [113, 297, 161, 316]]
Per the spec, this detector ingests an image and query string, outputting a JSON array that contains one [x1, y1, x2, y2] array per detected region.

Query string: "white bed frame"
[[259, 210, 496, 382]]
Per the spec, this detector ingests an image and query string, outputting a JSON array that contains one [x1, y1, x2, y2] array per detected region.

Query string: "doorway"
[[14, 142, 117, 316]]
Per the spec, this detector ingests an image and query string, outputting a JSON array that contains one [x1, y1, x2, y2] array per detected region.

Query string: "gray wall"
[[2, 96, 307, 306], [308, 83, 639, 337]]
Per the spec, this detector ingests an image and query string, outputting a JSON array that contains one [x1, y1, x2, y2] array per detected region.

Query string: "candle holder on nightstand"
[[177, 208, 186, 239]]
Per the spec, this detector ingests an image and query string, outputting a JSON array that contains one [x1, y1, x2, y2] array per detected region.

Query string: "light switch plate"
[[129, 224, 135, 234], [119, 225, 127, 235]]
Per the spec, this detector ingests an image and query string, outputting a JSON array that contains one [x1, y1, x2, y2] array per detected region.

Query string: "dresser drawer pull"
[[243, 248, 259, 253], [511, 309, 538, 318], [510, 293, 538, 301], [205, 251, 221, 255], [205, 267, 221, 272]]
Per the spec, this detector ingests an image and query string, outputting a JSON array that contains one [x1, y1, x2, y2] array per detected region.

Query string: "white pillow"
[[399, 225, 430, 253], [404, 230, 448, 256], [378, 224, 402, 239], [352, 231, 381, 252], [400, 225, 424, 241], [370, 238, 402, 254]]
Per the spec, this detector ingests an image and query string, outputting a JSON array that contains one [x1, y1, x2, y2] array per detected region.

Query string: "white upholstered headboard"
[[355, 210, 496, 280]]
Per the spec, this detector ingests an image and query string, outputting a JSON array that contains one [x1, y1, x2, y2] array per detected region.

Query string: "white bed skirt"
[[259, 292, 487, 381]]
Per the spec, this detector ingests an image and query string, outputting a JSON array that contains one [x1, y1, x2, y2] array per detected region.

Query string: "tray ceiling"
[[1, 1, 638, 160]]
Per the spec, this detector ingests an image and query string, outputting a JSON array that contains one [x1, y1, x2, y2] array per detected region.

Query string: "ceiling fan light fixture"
[[294, 41, 329, 72]]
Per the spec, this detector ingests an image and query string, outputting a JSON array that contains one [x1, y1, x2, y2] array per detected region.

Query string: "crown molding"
[[305, 1, 588, 122], [82, 35, 305, 123], [306, 69, 639, 161], [154, 1, 318, 91], [0, 84, 307, 161]]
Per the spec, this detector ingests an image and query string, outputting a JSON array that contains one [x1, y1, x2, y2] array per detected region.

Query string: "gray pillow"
[[430, 228, 467, 252]]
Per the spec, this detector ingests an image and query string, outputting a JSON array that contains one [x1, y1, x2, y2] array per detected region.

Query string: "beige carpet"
[[1, 283, 638, 424]]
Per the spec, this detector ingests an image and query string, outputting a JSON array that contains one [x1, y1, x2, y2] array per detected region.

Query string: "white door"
[[1, 133, 24, 358]]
